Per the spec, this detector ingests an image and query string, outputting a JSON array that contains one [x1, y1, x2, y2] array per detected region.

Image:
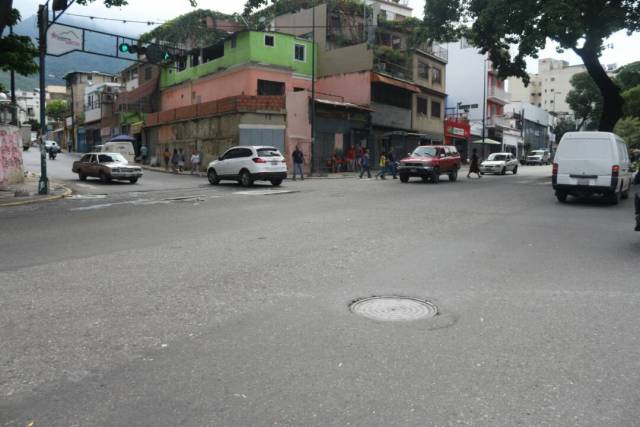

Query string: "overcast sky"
[[12, 0, 640, 73]]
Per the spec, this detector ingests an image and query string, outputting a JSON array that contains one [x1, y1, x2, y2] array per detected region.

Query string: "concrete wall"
[[412, 53, 447, 94], [271, 4, 328, 50], [0, 126, 24, 185], [161, 67, 312, 110], [285, 91, 311, 173], [146, 112, 286, 169], [316, 71, 372, 106], [318, 43, 373, 77], [412, 93, 445, 139], [371, 102, 411, 130]]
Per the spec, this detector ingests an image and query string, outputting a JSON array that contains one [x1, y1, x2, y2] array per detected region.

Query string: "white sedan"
[[480, 153, 519, 175]]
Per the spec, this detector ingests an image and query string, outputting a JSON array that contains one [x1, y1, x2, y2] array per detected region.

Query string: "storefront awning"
[[472, 138, 502, 145], [371, 73, 421, 93], [315, 98, 374, 112]]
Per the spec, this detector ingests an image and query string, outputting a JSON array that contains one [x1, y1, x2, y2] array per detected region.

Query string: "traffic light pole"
[[38, 3, 49, 195]]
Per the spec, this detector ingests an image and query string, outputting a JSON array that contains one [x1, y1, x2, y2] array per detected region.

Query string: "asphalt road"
[[1, 158, 640, 426]]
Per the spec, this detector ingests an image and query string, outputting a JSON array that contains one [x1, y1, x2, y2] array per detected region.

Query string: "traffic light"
[[145, 44, 174, 64], [119, 43, 146, 56]]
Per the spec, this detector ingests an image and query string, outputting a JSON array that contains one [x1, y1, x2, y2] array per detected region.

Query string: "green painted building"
[[160, 31, 315, 89]]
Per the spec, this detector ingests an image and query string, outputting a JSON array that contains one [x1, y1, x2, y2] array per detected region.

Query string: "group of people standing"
[[162, 148, 201, 174]]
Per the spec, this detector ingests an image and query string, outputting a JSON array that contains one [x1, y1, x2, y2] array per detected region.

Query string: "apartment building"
[[508, 58, 617, 118], [445, 39, 510, 155], [272, 1, 448, 169], [144, 30, 315, 169], [83, 81, 123, 147], [63, 71, 119, 151]]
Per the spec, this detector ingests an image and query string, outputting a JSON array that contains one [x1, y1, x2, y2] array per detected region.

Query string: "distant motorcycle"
[[48, 148, 58, 160]]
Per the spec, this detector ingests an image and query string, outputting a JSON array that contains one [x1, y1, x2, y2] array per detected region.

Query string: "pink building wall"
[[316, 71, 372, 106], [285, 91, 311, 173], [161, 67, 312, 111]]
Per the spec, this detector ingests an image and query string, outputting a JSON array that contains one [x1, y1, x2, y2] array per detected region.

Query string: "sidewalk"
[[0, 172, 72, 207], [141, 163, 361, 179]]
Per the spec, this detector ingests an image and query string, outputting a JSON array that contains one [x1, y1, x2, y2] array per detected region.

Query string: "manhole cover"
[[350, 296, 437, 322]]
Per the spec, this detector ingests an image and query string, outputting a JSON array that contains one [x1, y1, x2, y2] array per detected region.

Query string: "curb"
[[0, 185, 72, 208]]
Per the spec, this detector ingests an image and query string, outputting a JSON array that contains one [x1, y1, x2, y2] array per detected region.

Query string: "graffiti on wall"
[[0, 126, 25, 185]]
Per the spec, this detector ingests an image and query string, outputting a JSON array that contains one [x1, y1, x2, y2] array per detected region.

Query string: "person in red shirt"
[[346, 147, 356, 172]]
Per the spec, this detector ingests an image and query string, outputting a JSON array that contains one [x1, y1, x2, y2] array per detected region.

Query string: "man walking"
[[387, 151, 397, 179], [292, 145, 304, 180], [140, 144, 148, 165], [190, 150, 200, 175], [163, 148, 171, 171], [359, 149, 371, 179]]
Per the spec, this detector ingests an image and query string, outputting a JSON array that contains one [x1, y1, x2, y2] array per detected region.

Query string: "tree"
[[0, 0, 197, 79], [46, 99, 69, 122], [553, 117, 577, 143], [423, 0, 640, 132], [615, 61, 640, 91], [566, 72, 602, 130], [623, 86, 640, 118], [614, 117, 640, 148], [25, 118, 40, 133]]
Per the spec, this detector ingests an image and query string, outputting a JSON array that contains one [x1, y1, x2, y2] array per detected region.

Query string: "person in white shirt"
[[190, 151, 200, 174]]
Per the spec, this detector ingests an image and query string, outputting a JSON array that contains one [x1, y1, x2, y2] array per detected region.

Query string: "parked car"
[[480, 152, 519, 175], [553, 131, 632, 204], [207, 145, 287, 187], [526, 150, 551, 165], [72, 152, 143, 184], [43, 140, 60, 153], [397, 145, 461, 184]]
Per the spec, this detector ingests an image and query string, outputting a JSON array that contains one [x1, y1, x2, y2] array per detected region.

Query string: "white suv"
[[207, 146, 287, 187]]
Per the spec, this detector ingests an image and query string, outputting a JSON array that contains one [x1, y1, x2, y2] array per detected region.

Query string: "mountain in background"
[[1, 14, 145, 91]]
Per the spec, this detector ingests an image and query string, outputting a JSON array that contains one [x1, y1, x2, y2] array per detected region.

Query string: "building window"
[[230, 35, 237, 48], [257, 79, 285, 96], [202, 44, 224, 63], [264, 34, 275, 47], [550, 77, 555, 82], [431, 100, 441, 118], [190, 51, 200, 67], [418, 62, 429, 80], [431, 67, 442, 85], [294, 44, 306, 61], [293, 87, 305, 92], [417, 97, 428, 115]]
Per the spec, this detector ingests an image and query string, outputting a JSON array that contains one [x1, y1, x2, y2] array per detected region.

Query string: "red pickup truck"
[[397, 145, 462, 184]]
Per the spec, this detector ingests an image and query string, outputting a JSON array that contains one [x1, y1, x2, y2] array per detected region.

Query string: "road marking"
[[233, 189, 298, 196], [68, 194, 108, 200]]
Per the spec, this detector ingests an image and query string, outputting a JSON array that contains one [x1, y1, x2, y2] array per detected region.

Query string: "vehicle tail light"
[[612, 164, 620, 176], [552, 163, 558, 176], [252, 157, 266, 163]]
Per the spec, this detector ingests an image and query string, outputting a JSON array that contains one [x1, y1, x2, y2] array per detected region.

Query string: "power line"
[[64, 13, 166, 26]]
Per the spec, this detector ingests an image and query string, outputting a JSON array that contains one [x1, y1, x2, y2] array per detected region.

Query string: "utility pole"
[[37, 3, 49, 194], [9, 25, 18, 126], [481, 58, 487, 158], [310, 1, 316, 175]]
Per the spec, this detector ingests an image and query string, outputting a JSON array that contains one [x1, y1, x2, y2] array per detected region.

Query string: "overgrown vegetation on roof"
[[139, 9, 235, 47]]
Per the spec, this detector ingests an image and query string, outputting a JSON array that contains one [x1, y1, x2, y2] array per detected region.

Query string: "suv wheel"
[[513, 166, 518, 175], [207, 169, 220, 185], [448, 169, 458, 182], [431, 169, 440, 184], [556, 191, 568, 203], [270, 178, 282, 187], [399, 174, 409, 183], [78, 172, 87, 181], [240, 170, 253, 187]]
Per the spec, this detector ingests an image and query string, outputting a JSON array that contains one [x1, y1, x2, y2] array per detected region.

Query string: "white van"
[[100, 140, 136, 163], [553, 131, 632, 204]]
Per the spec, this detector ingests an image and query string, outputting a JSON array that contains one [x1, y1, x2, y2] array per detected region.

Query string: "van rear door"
[[556, 136, 615, 187]]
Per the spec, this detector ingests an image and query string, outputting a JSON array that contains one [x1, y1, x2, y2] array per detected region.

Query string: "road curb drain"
[[349, 296, 438, 322]]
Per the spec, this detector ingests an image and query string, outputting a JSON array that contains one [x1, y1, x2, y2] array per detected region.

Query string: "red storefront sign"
[[444, 118, 471, 145]]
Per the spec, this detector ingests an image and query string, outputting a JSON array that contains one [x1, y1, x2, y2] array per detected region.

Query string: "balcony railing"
[[373, 58, 412, 81], [487, 86, 511, 103], [414, 42, 448, 63]]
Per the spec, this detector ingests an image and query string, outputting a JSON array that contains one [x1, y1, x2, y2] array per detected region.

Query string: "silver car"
[[480, 153, 519, 175], [72, 152, 143, 184], [526, 150, 551, 165]]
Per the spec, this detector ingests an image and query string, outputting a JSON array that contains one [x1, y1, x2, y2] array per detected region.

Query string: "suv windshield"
[[257, 148, 281, 157], [412, 147, 437, 157], [488, 154, 508, 161], [99, 153, 127, 164]]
